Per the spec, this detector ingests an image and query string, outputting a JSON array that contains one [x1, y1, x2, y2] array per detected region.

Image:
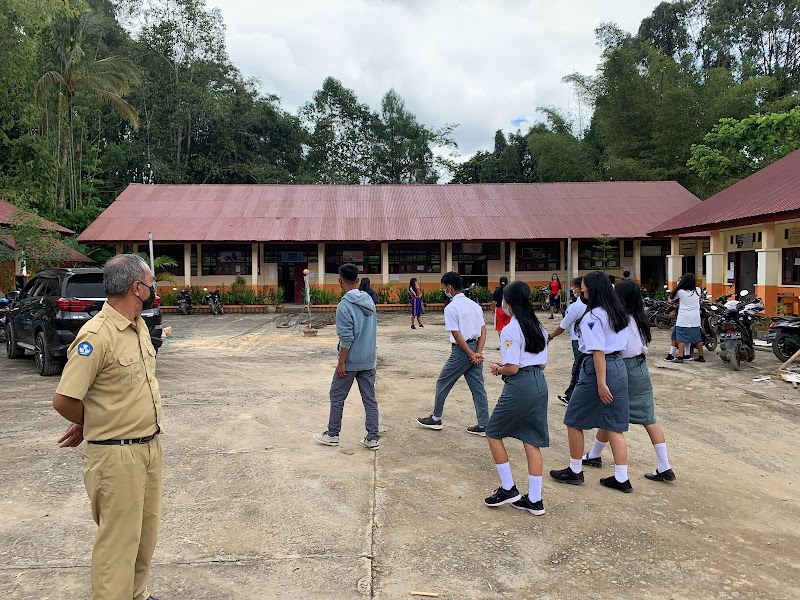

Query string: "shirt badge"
[[77, 342, 93, 357], [587, 322, 596, 330], [505, 340, 512, 349]]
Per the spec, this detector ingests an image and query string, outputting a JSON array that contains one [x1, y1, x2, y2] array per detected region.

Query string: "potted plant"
[[264, 287, 285, 313]]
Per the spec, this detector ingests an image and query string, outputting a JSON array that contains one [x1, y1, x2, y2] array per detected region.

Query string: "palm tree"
[[137, 254, 179, 286], [35, 8, 141, 212]]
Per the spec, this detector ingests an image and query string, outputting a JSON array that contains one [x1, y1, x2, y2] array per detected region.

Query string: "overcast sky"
[[206, 0, 661, 159]]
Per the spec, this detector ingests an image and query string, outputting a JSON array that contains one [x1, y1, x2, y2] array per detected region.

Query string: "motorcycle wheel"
[[655, 315, 672, 330], [772, 332, 798, 362], [704, 331, 718, 352], [218, 302, 224, 314], [180, 304, 189, 316], [209, 300, 218, 315], [732, 352, 741, 371], [541, 302, 549, 312]]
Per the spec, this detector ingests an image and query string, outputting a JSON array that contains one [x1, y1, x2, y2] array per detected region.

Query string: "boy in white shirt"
[[417, 271, 489, 435], [548, 278, 585, 406]]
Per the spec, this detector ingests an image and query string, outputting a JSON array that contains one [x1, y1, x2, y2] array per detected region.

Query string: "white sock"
[[431, 414, 441, 422], [528, 475, 543, 503], [586, 439, 608, 459], [614, 464, 628, 483], [496, 462, 514, 490], [569, 457, 582, 474], [669, 346, 676, 356], [653, 443, 671, 473], [684, 347, 691, 356]]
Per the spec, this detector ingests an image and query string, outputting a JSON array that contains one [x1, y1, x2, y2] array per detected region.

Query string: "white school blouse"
[[621, 316, 649, 359], [444, 293, 485, 344], [500, 318, 548, 367], [559, 297, 587, 341], [674, 287, 702, 328], [576, 307, 627, 355]]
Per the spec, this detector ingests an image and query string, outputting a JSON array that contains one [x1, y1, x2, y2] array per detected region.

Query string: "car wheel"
[[6, 323, 24, 359], [35, 331, 63, 376]]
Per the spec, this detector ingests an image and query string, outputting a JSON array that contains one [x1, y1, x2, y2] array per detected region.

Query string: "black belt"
[[88, 433, 157, 446], [453, 339, 478, 345]]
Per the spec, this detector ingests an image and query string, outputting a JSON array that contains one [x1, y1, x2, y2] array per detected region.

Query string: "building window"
[[624, 240, 634, 258], [452, 242, 500, 262], [389, 243, 441, 274], [782, 248, 800, 285], [579, 240, 620, 270], [152, 244, 185, 276], [515, 242, 560, 271], [264, 244, 318, 264], [202, 244, 252, 276], [325, 243, 381, 274], [504, 242, 510, 272], [191, 244, 198, 276]]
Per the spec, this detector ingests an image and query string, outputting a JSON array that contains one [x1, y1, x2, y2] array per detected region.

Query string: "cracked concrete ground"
[[1, 312, 798, 599]]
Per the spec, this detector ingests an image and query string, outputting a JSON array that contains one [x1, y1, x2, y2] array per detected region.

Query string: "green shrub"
[[398, 287, 410, 304], [310, 286, 342, 305], [472, 285, 493, 303], [275, 286, 285, 305], [263, 286, 286, 305], [530, 287, 543, 303], [160, 289, 177, 306], [422, 288, 445, 304], [377, 282, 399, 304], [190, 286, 206, 305]]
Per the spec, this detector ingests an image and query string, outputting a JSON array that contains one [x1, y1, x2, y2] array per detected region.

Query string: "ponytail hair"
[[615, 279, 651, 344], [503, 281, 545, 354]]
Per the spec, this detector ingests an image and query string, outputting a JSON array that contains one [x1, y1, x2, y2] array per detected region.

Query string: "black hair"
[[623, 270, 631, 278], [339, 263, 359, 283], [359, 277, 371, 292], [441, 271, 463, 291], [494, 276, 508, 293], [409, 277, 418, 290], [615, 279, 651, 344], [670, 272, 697, 300], [551, 273, 560, 282], [503, 281, 545, 354], [571, 277, 582, 288], [609, 275, 616, 284], [578, 271, 628, 333]]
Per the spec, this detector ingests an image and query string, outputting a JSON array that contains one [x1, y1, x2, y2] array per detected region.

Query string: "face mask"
[[502, 304, 512, 317], [138, 281, 156, 310], [444, 290, 453, 299]]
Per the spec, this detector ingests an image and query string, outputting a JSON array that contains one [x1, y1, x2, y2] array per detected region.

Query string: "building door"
[[735, 251, 757, 294], [294, 263, 307, 303], [278, 262, 308, 303]]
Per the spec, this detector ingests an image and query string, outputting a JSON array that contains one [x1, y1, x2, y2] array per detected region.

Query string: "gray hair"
[[104, 254, 149, 298]]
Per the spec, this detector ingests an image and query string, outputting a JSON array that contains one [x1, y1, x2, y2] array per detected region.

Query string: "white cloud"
[[207, 0, 661, 157]]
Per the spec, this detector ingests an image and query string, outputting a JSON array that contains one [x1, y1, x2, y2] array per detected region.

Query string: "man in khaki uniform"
[[53, 254, 163, 600]]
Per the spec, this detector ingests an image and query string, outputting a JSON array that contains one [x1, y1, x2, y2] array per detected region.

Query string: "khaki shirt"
[[56, 302, 163, 441]]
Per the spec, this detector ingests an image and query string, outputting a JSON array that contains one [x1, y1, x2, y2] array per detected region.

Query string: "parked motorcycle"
[[174, 287, 193, 315], [539, 286, 550, 312], [0, 291, 19, 343], [204, 288, 223, 315], [711, 290, 764, 371], [463, 283, 480, 305], [770, 318, 800, 362]]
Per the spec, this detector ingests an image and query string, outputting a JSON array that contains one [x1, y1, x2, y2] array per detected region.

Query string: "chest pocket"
[[118, 353, 143, 387]]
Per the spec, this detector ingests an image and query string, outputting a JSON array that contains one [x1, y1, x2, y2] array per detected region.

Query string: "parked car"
[[5, 268, 162, 376]]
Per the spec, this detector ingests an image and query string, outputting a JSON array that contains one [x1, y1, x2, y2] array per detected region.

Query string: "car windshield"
[[66, 274, 105, 299]]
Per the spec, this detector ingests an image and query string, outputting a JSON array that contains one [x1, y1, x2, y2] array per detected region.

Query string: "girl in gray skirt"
[[582, 280, 675, 482], [550, 271, 633, 493], [485, 282, 549, 515]]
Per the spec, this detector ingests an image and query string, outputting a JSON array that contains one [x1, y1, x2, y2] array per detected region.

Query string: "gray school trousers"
[[433, 341, 489, 427], [327, 369, 380, 440]]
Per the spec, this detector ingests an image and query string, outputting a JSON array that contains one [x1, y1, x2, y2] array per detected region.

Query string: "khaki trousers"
[[83, 436, 162, 600]]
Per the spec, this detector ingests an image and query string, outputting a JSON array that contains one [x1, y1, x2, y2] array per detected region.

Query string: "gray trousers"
[[327, 369, 380, 440], [433, 342, 489, 427], [564, 339, 582, 398]]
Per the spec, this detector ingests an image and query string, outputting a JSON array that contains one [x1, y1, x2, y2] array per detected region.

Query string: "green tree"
[[5, 209, 70, 274]]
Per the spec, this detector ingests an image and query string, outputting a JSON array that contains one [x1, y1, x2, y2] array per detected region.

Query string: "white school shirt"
[[444, 293, 485, 344], [621, 316, 649, 359], [560, 297, 587, 341], [500, 317, 548, 367], [674, 287, 702, 328], [576, 307, 627, 354]]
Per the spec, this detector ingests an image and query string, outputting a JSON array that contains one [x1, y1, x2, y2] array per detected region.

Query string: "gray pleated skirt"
[[623, 356, 656, 425], [486, 366, 549, 447], [564, 353, 630, 432]]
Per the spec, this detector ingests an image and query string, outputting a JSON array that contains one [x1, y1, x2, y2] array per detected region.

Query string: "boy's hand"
[[336, 361, 347, 378]]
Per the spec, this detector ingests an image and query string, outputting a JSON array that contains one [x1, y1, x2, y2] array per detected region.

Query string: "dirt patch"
[[1, 312, 798, 599]]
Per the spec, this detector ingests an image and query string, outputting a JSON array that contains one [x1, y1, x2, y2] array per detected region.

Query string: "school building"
[[650, 148, 800, 316], [77, 182, 707, 302], [0, 199, 92, 291]]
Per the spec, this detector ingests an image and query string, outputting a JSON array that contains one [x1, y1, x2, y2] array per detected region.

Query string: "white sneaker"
[[313, 432, 339, 446], [359, 437, 380, 451]]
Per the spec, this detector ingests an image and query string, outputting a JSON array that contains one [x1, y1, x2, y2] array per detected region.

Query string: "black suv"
[[5, 268, 163, 376]]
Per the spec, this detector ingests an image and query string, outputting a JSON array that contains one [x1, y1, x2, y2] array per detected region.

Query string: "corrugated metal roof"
[[2, 234, 93, 263], [0, 200, 75, 234], [651, 149, 800, 235], [78, 182, 702, 244]]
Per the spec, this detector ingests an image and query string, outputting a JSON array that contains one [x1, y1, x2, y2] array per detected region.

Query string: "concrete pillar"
[[756, 248, 781, 315], [560, 240, 566, 281], [705, 252, 726, 301], [667, 235, 683, 288], [763, 224, 775, 249], [633, 240, 641, 282], [509, 241, 516, 281], [709, 231, 724, 253], [500, 241, 506, 276], [571, 242, 579, 278], [440, 242, 446, 274], [197, 244, 202, 284], [251, 243, 259, 287], [115, 244, 123, 255], [183, 244, 191, 287], [381, 242, 389, 284], [446, 242, 453, 273], [695, 240, 704, 286], [317, 243, 325, 286]]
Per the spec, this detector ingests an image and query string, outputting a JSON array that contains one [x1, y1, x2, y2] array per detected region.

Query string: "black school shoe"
[[599, 476, 633, 493], [582, 454, 602, 468], [693, 356, 706, 363], [466, 425, 486, 436], [416, 415, 443, 430], [557, 395, 569, 406], [645, 468, 676, 482], [484, 485, 522, 507], [664, 354, 674, 361], [512, 494, 545, 516], [549, 467, 585, 485]]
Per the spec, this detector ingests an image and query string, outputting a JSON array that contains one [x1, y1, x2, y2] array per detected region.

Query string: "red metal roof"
[[78, 182, 702, 244], [0, 200, 75, 234], [650, 149, 800, 235], [2, 234, 93, 263]]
